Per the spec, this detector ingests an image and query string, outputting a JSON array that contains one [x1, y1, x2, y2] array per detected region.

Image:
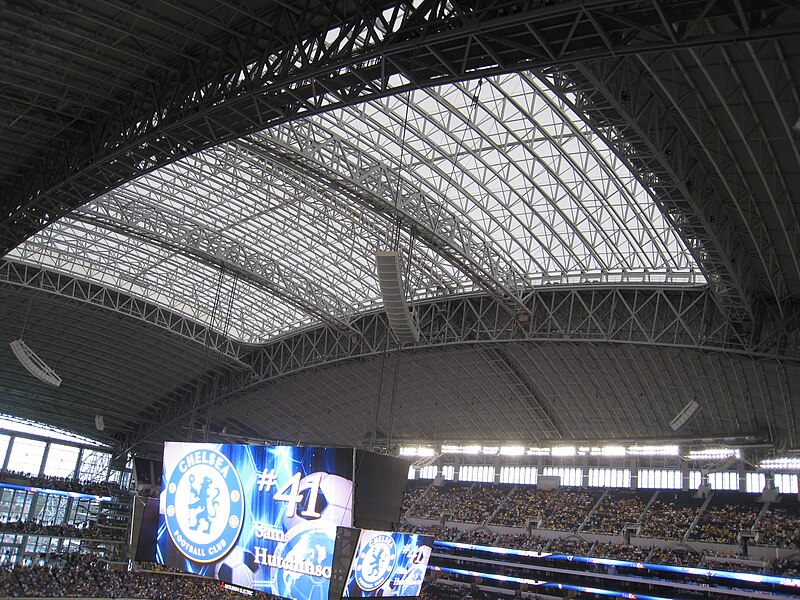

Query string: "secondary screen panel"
[[157, 442, 353, 600], [343, 530, 434, 597]]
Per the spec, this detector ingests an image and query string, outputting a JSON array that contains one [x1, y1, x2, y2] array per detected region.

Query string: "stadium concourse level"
[[0, 470, 127, 497], [0, 471, 132, 568], [2, 471, 800, 597], [0, 520, 124, 541], [399, 481, 800, 577]]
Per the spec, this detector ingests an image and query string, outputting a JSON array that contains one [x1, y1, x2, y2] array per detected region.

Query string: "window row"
[[0, 434, 111, 482], [407, 465, 799, 493]]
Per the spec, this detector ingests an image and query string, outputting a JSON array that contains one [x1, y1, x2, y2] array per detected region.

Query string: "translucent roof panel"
[[8, 71, 702, 343]]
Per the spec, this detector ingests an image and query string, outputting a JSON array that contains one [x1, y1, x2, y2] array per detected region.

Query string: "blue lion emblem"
[[352, 533, 397, 592], [188, 474, 220, 534], [367, 547, 386, 577], [164, 446, 245, 564]]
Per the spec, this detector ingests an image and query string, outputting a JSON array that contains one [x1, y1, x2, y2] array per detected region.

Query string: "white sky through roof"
[[9, 72, 702, 343]]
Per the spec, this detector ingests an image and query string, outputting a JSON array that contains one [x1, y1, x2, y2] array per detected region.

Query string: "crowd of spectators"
[[408, 484, 510, 524], [402, 483, 800, 552], [690, 499, 760, 543], [639, 494, 702, 539], [0, 557, 284, 599], [705, 548, 777, 575], [420, 578, 562, 600], [413, 525, 461, 540], [402, 482, 430, 513], [647, 546, 702, 567], [419, 580, 469, 600], [544, 537, 593, 555], [403, 484, 800, 550], [771, 557, 800, 577], [405, 514, 797, 576], [590, 541, 649, 562], [582, 490, 650, 534], [0, 470, 127, 497], [539, 489, 601, 532], [395, 520, 417, 533], [495, 533, 549, 551], [400, 482, 800, 578], [489, 487, 554, 528], [757, 505, 800, 547], [3, 541, 797, 599], [701, 557, 764, 574], [457, 528, 497, 546]]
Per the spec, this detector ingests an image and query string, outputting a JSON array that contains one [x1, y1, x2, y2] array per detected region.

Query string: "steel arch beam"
[[0, 259, 246, 362], [549, 58, 760, 325], [240, 131, 531, 313], [3, 0, 799, 256], [119, 285, 800, 454], [75, 191, 359, 333]]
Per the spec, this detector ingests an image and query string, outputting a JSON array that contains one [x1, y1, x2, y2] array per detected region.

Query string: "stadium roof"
[[1, 0, 799, 459]]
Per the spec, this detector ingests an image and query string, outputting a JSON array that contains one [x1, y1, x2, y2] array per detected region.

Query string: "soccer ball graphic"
[[271, 523, 335, 600], [215, 548, 259, 589], [282, 472, 352, 532]]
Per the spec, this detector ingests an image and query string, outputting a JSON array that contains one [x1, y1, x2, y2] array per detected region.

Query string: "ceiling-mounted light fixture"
[[9, 339, 62, 387]]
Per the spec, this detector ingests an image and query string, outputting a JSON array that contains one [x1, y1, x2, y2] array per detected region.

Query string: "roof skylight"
[[8, 72, 702, 343]]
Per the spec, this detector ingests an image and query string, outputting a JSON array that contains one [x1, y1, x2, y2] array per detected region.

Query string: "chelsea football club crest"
[[354, 533, 398, 592], [165, 447, 244, 563]]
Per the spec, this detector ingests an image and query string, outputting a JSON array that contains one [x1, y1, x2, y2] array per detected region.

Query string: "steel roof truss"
[[0, 259, 243, 361]]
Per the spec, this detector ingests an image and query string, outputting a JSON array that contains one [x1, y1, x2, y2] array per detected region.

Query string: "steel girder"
[[0, 259, 245, 362], [3, 0, 799, 257], [481, 346, 563, 442], [74, 190, 360, 333], [0, 386, 118, 442], [14, 75, 706, 339], [549, 59, 759, 324], [119, 285, 800, 454], [240, 129, 531, 312], [638, 40, 800, 304]]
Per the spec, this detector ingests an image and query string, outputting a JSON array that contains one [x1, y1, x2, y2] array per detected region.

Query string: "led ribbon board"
[[157, 442, 353, 600], [433, 541, 800, 593], [0, 482, 109, 501], [343, 530, 434, 597]]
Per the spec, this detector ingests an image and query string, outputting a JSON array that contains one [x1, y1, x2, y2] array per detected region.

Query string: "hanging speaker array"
[[669, 400, 700, 431], [9, 339, 62, 387], [375, 251, 419, 343]]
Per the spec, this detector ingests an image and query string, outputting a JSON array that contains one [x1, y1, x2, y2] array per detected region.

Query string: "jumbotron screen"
[[157, 442, 353, 600], [343, 529, 434, 597]]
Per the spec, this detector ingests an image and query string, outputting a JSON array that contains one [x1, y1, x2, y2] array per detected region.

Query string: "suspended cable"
[[203, 271, 239, 442], [19, 294, 34, 340], [371, 85, 416, 448], [188, 266, 226, 442]]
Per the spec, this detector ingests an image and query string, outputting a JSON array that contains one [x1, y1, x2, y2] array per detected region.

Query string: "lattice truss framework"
[[4, 0, 799, 329], [8, 72, 700, 343], [559, 40, 800, 325], [1, 0, 800, 452], [111, 287, 800, 454]]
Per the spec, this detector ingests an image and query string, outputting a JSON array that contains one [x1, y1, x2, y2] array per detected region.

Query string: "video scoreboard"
[[157, 442, 354, 600], [341, 529, 434, 597]]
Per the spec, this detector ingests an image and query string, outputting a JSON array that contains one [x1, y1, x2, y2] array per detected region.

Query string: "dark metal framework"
[[4, 1, 798, 274], [2, 0, 800, 456], [119, 285, 800, 454], [0, 259, 244, 361]]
